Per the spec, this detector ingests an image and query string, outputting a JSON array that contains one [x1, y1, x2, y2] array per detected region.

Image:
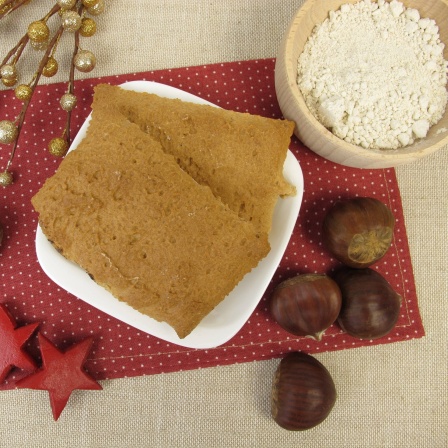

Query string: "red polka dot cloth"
[[0, 59, 424, 387]]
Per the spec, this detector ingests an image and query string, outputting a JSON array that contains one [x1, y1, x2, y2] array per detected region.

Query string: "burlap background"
[[1, 1, 447, 447]]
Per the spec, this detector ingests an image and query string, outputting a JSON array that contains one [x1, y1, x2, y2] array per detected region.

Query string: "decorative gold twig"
[[0, 0, 106, 186], [1, 4, 61, 69], [42, 3, 61, 22], [5, 25, 64, 171], [0, 0, 29, 20], [1, 33, 28, 67], [65, 41, 78, 144]]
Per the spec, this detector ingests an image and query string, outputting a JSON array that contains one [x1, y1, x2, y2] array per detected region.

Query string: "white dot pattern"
[[0, 59, 424, 386]]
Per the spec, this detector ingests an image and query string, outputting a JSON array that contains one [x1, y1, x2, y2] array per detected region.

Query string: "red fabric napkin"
[[0, 59, 424, 387]]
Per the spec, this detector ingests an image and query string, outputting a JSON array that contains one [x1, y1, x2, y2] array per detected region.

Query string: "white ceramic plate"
[[35, 80, 304, 349]]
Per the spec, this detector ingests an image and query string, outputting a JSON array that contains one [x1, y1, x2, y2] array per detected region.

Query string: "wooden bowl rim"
[[278, 0, 448, 163]]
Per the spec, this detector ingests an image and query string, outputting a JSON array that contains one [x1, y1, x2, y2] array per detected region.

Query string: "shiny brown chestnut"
[[272, 352, 336, 431], [334, 267, 402, 340], [322, 197, 395, 268], [270, 274, 342, 340]]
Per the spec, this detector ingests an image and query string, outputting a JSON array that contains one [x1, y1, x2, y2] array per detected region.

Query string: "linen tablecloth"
[[1, 1, 447, 447]]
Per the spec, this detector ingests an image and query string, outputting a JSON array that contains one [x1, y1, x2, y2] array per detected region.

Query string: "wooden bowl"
[[275, 0, 448, 168]]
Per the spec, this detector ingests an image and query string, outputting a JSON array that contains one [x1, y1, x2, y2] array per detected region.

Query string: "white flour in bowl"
[[297, 0, 448, 149]]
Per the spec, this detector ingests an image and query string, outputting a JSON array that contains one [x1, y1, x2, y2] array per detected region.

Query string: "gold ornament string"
[[0, 0, 106, 187], [6, 26, 65, 173]]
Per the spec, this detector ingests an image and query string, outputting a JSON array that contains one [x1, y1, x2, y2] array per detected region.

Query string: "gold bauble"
[[61, 10, 82, 32], [0, 171, 13, 187], [43, 57, 59, 77], [14, 84, 33, 101], [0, 64, 17, 80], [48, 137, 68, 157], [27, 21, 50, 43], [74, 50, 96, 73], [0, 120, 18, 144], [82, 0, 99, 8], [1, 77, 17, 87], [79, 18, 97, 37], [86, 0, 105, 16], [57, 0, 76, 9], [60, 93, 77, 111]]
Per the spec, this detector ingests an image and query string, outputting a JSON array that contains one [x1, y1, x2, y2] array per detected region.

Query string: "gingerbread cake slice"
[[91, 83, 296, 234], [32, 108, 270, 339]]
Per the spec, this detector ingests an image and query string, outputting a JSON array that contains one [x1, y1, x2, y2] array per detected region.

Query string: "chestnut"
[[334, 267, 402, 340], [270, 274, 342, 340], [272, 352, 336, 430], [322, 197, 395, 268]]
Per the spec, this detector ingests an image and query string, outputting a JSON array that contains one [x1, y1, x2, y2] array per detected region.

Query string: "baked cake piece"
[[32, 109, 270, 339], [91, 83, 296, 234]]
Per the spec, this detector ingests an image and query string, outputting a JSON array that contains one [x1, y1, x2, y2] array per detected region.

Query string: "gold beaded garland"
[[14, 84, 33, 101], [61, 10, 82, 32], [0, 120, 18, 144], [74, 50, 96, 72], [0, 171, 13, 187], [0, 0, 108, 187], [79, 17, 97, 37], [60, 93, 77, 111], [48, 137, 68, 157], [27, 21, 50, 43], [43, 57, 59, 77]]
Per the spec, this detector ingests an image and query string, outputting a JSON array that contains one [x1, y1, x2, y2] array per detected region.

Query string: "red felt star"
[[0, 304, 39, 384], [16, 333, 102, 420]]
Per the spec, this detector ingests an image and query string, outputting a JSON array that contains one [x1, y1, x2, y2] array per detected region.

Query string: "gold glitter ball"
[[48, 137, 69, 157], [0, 64, 17, 80], [43, 57, 59, 77], [86, 0, 105, 16], [14, 84, 33, 101], [82, 0, 99, 8], [61, 10, 82, 32], [1, 77, 17, 87], [74, 50, 96, 73], [27, 21, 50, 43], [0, 120, 18, 144], [0, 171, 13, 187], [79, 18, 97, 37], [57, 0, 76, 9], [60, 93, 77, 111]]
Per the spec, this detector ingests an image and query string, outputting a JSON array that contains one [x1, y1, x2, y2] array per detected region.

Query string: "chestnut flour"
[[297, 0, 448, 149]]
